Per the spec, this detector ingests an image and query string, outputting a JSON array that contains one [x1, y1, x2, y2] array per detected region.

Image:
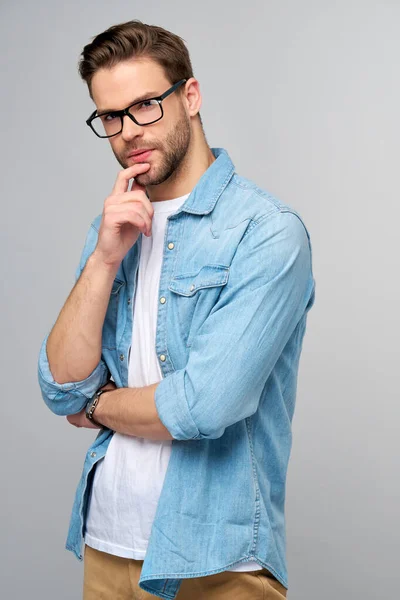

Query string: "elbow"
[[38, 381, 88, 416], [192, 418, 227, 440], [37, 332, 110, 416]]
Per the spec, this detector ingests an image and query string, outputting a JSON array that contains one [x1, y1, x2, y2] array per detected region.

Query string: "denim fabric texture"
[[38, 147, 316, 599]]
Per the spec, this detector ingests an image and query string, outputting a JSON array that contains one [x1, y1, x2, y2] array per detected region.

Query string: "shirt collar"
[[180, 147, 235, 216]]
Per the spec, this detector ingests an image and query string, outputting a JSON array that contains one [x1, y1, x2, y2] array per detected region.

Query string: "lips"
[[127, 149, 154, 161]]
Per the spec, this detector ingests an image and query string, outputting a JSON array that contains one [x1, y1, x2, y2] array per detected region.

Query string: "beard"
[[112, 108, 191, 187]]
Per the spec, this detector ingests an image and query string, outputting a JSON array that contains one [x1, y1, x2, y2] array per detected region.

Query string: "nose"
[[120, 113, 144, 142]]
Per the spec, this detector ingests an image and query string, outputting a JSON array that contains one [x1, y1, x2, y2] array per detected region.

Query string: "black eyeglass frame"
[[86, 78, 188, 138]]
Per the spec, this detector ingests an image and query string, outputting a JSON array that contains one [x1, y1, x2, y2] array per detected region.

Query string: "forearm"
[[46, 251, 119, 384], [94, 384, 174, 441]]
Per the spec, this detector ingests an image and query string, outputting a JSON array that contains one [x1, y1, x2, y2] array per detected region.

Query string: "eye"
[[101, 112, 118, 123], [138, 99, 158, 110]]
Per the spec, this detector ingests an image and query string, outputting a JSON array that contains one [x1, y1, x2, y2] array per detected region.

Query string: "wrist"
[[90, 249, 121, 276], [85, 388, 113, 427]]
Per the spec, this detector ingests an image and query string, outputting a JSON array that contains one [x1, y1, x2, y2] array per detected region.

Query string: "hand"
[[66, 380, 117, 429], [66, 409, 101, 429], [99, 380, 117, 393], [93, 162, 155, 269]]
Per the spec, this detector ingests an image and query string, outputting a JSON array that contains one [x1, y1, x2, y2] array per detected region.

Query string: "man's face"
[[91, 57, 191, 187]]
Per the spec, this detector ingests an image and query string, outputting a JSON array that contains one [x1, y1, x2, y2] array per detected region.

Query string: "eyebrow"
[[97, 91, 160, 114]]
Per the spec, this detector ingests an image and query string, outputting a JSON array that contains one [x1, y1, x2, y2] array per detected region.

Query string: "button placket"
[[159, 293, 166, 361], [156, 220, 181, 370], [158, 241, 170, 357]]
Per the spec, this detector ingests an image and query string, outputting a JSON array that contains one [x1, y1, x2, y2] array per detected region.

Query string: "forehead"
[[91, 57, 170, 111]]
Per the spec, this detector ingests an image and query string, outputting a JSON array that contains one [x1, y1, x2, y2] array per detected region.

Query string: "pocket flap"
[[168, 264, 230, 297]]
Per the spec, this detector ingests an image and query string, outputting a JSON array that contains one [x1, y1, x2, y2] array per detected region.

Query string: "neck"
[[145, 126, 215, 202]]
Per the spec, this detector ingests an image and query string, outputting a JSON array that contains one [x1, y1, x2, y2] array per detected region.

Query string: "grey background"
[[1, 1, 398, 598]]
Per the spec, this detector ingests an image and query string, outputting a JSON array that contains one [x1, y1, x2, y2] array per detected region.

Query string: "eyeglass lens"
[[91, 99, 162, 137]]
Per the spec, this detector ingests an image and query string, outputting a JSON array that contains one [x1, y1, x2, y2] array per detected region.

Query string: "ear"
[[184, 78, 202, 118]]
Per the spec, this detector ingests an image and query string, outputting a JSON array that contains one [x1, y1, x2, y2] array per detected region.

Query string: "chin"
[[135, 171, 153, 186]]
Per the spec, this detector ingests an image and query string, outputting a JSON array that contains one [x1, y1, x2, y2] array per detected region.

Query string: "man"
[[37, 19, 315, 600]]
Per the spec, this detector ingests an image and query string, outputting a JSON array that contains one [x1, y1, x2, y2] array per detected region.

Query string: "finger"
[[111, 163, 151, 196], [111, 190, 154, 221], [105, 203, 153, 236]]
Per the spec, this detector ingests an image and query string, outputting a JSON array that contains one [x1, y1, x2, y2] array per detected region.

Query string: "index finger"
[[111, 162, 151, 195]]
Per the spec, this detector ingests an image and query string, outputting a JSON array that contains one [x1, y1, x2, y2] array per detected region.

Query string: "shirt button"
[[90, 452, 96, 458], [190, 284, 195, 291], [160, 296, 166, 304], [159, 354, 166, 362], [127, 298, 131, 305], [120, 354, 124, 361], [168, 242, 174, 250]]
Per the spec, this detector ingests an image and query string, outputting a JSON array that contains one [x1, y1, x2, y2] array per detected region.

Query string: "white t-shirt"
[[84, 193, 262, 572]]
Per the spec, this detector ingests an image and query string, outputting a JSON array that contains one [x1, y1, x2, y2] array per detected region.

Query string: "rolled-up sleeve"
[[155, 209, 316, 441], [37, 217, 110, 415]]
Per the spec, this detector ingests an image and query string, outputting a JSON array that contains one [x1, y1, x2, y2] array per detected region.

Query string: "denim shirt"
[[37, 147, 315, 599]]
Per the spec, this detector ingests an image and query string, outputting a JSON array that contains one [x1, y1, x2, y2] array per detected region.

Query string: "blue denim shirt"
[[37, 147, 315, 599]]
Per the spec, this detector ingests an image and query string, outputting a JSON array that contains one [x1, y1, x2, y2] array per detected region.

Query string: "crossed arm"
[[45, 210, 314, 442], [66, 381, 174, 441]]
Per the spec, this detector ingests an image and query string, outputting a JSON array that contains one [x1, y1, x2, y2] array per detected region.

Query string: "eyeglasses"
[[86, 79, 187, 138]]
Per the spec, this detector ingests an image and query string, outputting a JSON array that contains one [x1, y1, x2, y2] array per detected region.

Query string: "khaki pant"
[[83, 544, 287, 599]]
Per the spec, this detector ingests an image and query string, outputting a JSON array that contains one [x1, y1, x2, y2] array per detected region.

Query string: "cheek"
[[110, 139, 122, 155]]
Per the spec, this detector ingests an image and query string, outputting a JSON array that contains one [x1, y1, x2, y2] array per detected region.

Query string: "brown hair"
[[78, 19, 196, 105]]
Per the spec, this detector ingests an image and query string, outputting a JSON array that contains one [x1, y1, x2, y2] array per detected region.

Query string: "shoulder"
[[221, 172, 312, 245]]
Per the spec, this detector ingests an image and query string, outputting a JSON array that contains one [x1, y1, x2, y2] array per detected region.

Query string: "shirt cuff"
[[154, 369, 201, 441], [37, 332, 109, 414]]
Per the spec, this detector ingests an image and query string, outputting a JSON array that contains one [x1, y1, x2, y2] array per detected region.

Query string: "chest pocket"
[[168, 264, 230, 348], [102, 278, 125, 350]]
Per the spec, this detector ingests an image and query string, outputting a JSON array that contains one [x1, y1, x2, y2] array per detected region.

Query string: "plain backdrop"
[[1, 1, 398, 598]]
